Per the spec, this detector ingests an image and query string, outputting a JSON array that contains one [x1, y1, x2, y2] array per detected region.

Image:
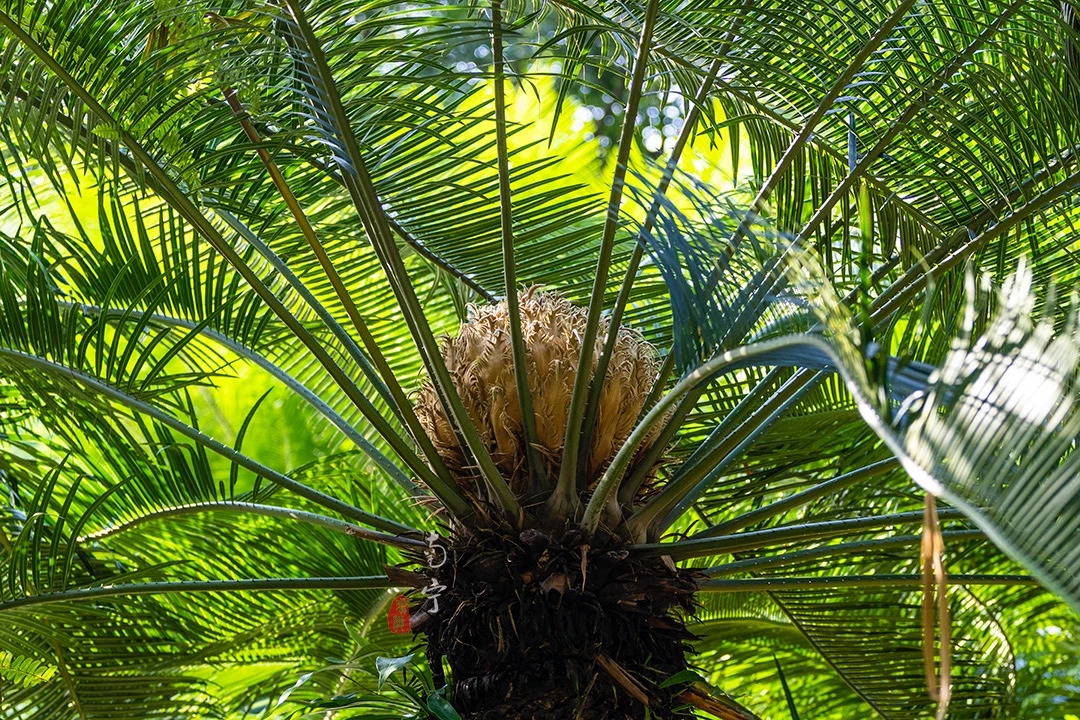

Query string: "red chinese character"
[[387, 595, 411, 634]]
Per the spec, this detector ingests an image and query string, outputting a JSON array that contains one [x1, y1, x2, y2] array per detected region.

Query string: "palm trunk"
[[413, 529, 699, 719]]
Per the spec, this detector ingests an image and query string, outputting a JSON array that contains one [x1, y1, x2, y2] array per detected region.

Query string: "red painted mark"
[[387, 595, 411, 634]]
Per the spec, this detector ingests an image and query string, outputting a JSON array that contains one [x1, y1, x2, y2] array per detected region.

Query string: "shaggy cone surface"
[[414, 529, 700, 720], [415, 289, 665, 499]]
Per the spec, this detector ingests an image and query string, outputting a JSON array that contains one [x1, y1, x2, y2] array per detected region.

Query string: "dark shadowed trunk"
[[412, 528, 700, 719]]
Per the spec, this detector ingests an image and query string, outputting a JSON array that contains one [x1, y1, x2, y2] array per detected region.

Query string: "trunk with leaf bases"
[[409, 290, 699, 719]]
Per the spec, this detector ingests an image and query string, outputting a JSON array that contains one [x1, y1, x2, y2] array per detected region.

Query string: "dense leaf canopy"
[[0, 0, 1078, 717]]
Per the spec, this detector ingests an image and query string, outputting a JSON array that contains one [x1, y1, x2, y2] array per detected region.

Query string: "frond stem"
[[218, 85, 449, 482], [634, 255, 900, 530], [50, 640, 87, 720], [626, 368, 816, 538], [0, 347, 419, 536], [62, 301, 418, 495], [582, 334, 836, 535], [492, 0, 546, 495], [635, 508, 964, 561], [698, 574, 1037, 592], [794, 0, 1024, 245], [282, 0, 521, 525], [727, 0, 920, 248], [0, 9, 465, 515], [79, 501, 427, 551], [704, 530, 983, 576], [0, 576, 396, 612], [551, 0, 661, 517], [578, 57, 725, 482], [652, 374, 820, 533], [677, 458, 899, 539]]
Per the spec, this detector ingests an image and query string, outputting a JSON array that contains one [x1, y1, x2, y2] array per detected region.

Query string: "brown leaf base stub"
[[414, 528, 701, 719]]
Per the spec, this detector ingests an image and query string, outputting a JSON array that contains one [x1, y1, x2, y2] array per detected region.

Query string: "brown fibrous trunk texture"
[[411, 528, 700, 720]]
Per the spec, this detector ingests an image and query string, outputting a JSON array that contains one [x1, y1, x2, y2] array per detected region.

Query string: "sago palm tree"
[[0, 0, 1079, 717]]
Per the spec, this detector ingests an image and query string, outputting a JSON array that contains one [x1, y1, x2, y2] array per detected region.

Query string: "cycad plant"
[[1, 0, 1079, 717]]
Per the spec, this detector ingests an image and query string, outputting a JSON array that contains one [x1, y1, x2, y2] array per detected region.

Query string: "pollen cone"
[[415, 288, 664, 501]]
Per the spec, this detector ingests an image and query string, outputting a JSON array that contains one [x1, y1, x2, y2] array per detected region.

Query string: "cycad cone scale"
[[416, 289, 663, 503]]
